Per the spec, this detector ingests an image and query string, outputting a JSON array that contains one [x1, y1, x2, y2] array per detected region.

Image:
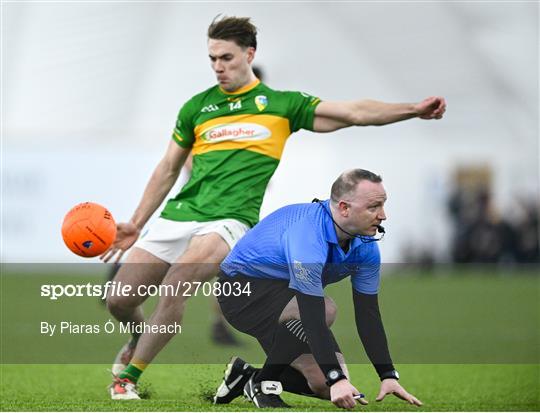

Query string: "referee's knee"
[[279, 296, 337, 326]]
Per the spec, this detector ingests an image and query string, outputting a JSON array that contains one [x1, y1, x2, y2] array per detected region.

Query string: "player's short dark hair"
[[208, 15, 258, 49], [330, 169, 382, 203]]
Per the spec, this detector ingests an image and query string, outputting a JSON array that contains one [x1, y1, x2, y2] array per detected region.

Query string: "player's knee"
[[324, 296, 338, 326], [156, 291, 187, 315], [167, 263, 214, 284], [106, 293, 134, 314]]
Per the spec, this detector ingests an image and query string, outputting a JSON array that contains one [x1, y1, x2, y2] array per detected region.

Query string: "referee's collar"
[[320, 200, 339, 245]]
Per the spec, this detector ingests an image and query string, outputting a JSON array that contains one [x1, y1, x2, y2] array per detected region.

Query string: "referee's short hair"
[[208, 15, 258, 50], [330, 169, 382, 204]]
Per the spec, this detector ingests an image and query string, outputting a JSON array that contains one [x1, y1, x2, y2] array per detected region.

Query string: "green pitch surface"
[[1, 364, 539, 411], [1, 265, 539, 411]]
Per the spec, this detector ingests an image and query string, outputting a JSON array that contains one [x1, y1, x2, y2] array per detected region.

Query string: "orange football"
[[61, 202, 116, 257]]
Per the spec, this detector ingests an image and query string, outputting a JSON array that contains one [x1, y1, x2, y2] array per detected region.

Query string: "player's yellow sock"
[[118, 359, 147, 383]]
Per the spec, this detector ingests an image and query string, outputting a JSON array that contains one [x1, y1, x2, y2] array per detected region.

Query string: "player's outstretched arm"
[[313, 96, 446, 132], [100, 141, 190, 262], [376, 379, 423, 406]]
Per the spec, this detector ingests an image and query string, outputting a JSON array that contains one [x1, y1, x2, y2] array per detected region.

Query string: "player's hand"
[[100, 222, 140, 263], [376, 379, 423, 406], [415, 96, 446, 120], [330, 379, 368, 409]]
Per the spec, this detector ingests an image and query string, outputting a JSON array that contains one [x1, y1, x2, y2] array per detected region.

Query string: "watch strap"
[[380, 369, 399, 381], [325, 369, 347, 386]]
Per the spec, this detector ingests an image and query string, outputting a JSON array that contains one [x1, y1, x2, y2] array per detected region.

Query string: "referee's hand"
[[376, 379, 423, 406], [330, 379, 368, 409]]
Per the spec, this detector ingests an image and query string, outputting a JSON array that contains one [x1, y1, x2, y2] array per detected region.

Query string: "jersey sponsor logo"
[[201, 104, 219, 113], [201, 123, 271, 143], [254, 95, 268, 111]]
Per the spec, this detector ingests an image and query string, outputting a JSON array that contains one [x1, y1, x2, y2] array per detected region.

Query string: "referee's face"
[[344, 181, 387, 236], [208, 39, 255, 92]]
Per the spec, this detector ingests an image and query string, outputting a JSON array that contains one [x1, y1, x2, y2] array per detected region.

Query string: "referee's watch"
[[325, 369, 347, 386], [380, 369, 400, 381]]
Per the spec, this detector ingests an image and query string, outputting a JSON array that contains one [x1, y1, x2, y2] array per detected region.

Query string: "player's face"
[[208, 39, 255, 92], [342, 181, 387, 236]]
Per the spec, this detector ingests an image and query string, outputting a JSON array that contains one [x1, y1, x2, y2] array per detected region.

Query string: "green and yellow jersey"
[[160, 79, 321, 227]]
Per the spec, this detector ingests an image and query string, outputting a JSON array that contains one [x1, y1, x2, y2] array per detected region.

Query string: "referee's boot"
[[244, 374, 290, 408], [214, 356, 257, 404]]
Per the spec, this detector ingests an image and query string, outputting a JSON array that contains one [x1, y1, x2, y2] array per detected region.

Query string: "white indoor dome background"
[[2, 2, 538, 263]]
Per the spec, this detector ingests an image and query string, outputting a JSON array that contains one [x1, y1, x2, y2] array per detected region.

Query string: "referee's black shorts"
[[217, 272, 295, 354]]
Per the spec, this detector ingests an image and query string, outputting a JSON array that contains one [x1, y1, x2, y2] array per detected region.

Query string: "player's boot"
[[111, 338, 137, 376], [214, 356, 258, 404], [109, 376, 140, 400], [243, 374, 290, 408]]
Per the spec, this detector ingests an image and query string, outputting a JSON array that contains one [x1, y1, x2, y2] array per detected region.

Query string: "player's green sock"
[[118, 360, 147, 383]]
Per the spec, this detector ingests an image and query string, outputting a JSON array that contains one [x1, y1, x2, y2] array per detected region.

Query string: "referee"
[[213, 169, 422, 409]]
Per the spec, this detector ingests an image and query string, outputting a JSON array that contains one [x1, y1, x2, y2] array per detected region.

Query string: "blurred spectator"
[[512, 198, 539, 263], [448, 187, 538, 264]]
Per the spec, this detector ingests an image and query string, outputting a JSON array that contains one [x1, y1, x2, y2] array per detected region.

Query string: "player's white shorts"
[[133, 217, 250, 264]]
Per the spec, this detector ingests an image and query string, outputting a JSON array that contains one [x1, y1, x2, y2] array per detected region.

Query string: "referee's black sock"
[[280, 366, 314, 396], [255, 319, 313, 395]]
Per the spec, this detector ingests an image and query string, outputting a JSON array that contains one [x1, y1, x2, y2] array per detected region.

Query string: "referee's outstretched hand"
[[376, 379, 423, 406], [330, 379, 368, 409]]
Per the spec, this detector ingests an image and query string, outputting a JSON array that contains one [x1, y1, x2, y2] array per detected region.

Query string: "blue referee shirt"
[[221, 200, 381, 296]]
